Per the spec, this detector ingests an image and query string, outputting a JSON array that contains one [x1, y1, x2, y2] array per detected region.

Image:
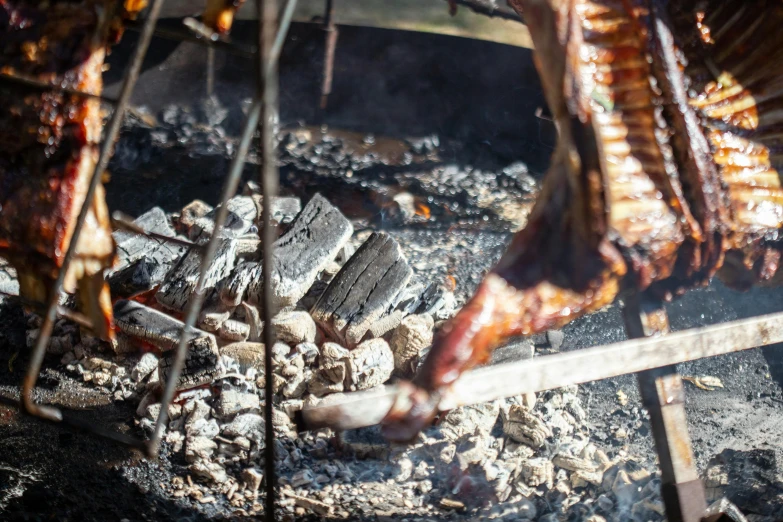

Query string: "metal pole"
[[257, 0, 281, 519], [622, 292, 707, 522]]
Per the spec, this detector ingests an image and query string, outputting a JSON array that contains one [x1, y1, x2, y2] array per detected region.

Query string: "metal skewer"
[[299, 308, 783, 432]]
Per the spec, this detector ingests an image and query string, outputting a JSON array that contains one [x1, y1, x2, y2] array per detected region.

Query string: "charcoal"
[[367, 310, 404, 339], [344, 338, 394, 391], [190, 196, 258, 242], [240, 303, 263, 342], [218, 261, 259, 307], [488, 338, 535, 366], [295, 342, 319, 365], [218, 319, 250, 342], [214, 388, 261, 418], [114, 299, 217, 353], [219, 342, 264, 372], [0, 258, 19, 297], [241, 468, 264, 492], [131, 352, 159, 382], [311, 233, 412, 347], [108, 257, 169, 297], [223, 413, 265, 442], [155, 238, 237, 312], [179, 200, 213, 230], [198, 306, 231, 333], [502, 405, 552, 448], [158, 333, 220, 390], [265, 196, 302, 225], [113, 206, 176, 247], [110, 208, 187, 286], [272, 310, 316, 345], [271, 193, 353, 308], [390, 314, 434, 377], [185, 436, 217, 463]]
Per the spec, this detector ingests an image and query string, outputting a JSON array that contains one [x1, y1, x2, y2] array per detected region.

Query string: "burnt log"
[[270, 193, 353, 308], [113, 299, 218, 354], [311, 232, 412, 347], [155, 237, 237, 312]]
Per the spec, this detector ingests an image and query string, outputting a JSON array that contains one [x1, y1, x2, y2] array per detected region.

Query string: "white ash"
[[23, 194, 670, 521], [390, 314, 434, 377]]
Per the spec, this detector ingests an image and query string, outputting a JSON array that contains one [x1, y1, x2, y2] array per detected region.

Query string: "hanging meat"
[[0, 0, 146, 339], [382, 0, 783, 441]]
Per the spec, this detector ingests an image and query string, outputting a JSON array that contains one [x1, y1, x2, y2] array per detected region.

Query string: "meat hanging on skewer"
[[382, 0, 783, 442], [0, 0, 146, 339]]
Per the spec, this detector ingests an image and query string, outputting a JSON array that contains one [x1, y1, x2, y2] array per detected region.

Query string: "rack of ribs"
[[0, 0, 145, 339], [382, 0, 783, 441]]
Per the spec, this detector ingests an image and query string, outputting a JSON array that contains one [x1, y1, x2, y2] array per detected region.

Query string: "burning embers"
[[98, 191, 452, 399], [3, 190, 692, 520]]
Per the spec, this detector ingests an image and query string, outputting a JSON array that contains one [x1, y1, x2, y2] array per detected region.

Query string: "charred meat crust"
[[383, 0, 783, 441]]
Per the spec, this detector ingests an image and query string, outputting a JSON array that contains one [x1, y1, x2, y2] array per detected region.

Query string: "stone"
[[272, 310, 317, 344], [344, 338, 394, 391], [390, 314, 434, 377]]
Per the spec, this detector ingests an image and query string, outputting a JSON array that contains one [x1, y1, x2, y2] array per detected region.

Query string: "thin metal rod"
[[319, 0, 338, 110], [258, 0, 281, 518], [299, 309, 783, 432], [207, 46, 216, 96], [22, 0, 166, 423], [0, 72, 117, 104], [623, 292, 707, 522]]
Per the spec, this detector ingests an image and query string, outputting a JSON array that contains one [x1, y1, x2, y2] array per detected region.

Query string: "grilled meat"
[[0, 0, 143, 339], [383, 0, 783, 441]]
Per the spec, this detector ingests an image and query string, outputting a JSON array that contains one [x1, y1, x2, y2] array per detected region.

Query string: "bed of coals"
[[0, 187, 683, 522]]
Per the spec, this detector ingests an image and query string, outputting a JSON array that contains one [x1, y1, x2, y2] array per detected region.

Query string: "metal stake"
[[320, 0, 338, 109], [622, 292, 707, 522]]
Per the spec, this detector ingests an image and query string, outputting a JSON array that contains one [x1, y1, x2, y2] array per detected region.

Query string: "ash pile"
[[3, 190, 680, 521]]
